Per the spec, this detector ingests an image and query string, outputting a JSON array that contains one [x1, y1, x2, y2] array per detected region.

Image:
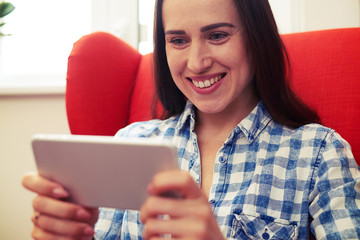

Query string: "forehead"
[[162, 0, 240, 30]]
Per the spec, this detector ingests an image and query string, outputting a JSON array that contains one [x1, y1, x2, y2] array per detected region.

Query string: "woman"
[[23, 0, 360, 239]]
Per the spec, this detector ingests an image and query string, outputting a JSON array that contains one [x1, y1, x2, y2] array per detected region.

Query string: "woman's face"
[[162, 0, 256, 115]]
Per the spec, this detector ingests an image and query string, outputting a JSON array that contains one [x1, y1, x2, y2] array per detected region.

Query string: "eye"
[[169, 37, 188, 46], [208, 32, 229, 42]]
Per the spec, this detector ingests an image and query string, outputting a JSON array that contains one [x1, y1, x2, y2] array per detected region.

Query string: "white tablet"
[[32, 134, 178, 210]]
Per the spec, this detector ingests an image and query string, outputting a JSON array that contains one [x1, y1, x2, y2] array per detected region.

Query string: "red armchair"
[[66, 28, 360, 162]]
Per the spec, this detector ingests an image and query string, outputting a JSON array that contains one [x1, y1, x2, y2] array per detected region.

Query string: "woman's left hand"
[[140, 170, 226, 240]]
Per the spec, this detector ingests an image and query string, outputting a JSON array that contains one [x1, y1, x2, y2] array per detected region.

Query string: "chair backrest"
[[282, 28, 360, 161], [66, 28, 360, 162]]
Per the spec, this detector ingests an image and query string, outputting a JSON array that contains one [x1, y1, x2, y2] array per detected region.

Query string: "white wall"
[[0, 94, 69, 239], [302, 0, 360, 31], [269, 0, 296, 33], [269, 0, 360, 33], [92, 0, 139, 48]]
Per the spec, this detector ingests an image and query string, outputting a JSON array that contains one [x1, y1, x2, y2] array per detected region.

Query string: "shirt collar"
[[175, 100, 272, 143], [237, 101, 272, 143], [175, 100, 196, 132]]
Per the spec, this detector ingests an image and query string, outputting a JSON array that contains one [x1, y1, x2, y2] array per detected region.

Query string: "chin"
[[195, 104, 227, 114]]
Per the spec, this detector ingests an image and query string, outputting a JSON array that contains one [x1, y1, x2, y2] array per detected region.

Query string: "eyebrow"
[[165, 30, 186, 35], [165, 22, 236, 35], [200, 22, 236, 32]]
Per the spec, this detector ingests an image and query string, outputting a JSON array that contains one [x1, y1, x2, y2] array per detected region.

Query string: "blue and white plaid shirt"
[[94, 101, 360, 239]]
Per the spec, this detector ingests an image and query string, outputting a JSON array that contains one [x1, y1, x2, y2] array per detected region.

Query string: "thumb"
[[148, 170, 204, 199]]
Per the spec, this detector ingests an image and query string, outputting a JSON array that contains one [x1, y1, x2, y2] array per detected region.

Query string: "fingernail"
[[83, 226, 95, 236], [147, 183, 154, 194], [52, 188, 69, 198], [76, 209, 91, 220]]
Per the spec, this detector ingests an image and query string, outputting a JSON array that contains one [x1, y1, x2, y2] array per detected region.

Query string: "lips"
[[187, 73, 226, 89]]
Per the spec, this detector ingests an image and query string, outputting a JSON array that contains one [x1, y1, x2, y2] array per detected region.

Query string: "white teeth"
[[204, 80, 211, 87], [192, 74, 224, 89]]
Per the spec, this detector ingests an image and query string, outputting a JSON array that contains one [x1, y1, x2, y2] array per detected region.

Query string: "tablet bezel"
[[32, 134, 178, 210]]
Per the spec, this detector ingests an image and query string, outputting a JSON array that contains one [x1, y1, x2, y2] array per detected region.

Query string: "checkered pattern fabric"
[[94, 101, 360, 240]]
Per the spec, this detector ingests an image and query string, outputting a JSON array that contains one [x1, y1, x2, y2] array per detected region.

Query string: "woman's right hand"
[[22, 172, 99, 240]]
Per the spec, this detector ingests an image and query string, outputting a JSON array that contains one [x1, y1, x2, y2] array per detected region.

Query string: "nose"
[[187, 42, 212, 73]]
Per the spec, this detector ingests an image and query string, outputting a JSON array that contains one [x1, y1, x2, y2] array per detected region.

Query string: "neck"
[[197, 98, 257, 130], [195, 98, 258, 142]]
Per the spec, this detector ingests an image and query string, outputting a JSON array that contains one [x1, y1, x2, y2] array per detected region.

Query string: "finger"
[[32, 226, 93, 240], [84, 207, 100, 226], [143, 217, 205, 240], [33, 195, 95, 222], [22, 172, 69, 199], [32, 226, 67, 240], [32, 213, 94, 237], [140, 196, 210, 222], [140, 196, 180, 222], [142, 235, 173, 240], [149, 170, 204, 199], [143, 235, 174, 240]]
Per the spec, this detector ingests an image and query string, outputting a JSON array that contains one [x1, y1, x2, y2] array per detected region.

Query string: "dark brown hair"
[[153, 0, 320, 128]]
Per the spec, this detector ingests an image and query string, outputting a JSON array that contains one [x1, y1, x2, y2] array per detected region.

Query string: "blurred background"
[[0, 0, 359, 239]]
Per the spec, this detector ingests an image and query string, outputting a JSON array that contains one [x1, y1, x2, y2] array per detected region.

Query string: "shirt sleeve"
[[309, 130, 360, 239]]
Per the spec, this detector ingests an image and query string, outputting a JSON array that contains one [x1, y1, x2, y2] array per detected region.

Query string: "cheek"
[[166, 49, 184, 77], [225, 46, 252, 78]]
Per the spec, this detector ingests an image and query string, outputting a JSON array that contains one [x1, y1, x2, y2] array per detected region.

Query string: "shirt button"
[[262, 232, 270, 239], [209, 199, 215, 204], [219, 156, 226, 163]]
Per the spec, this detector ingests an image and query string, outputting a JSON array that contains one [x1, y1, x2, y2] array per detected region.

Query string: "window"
[[0, 0, 138, 93], [0, 0, 91, 88]]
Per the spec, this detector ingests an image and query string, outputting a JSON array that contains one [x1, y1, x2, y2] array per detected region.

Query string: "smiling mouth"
[[188, 73, 226, 89]]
